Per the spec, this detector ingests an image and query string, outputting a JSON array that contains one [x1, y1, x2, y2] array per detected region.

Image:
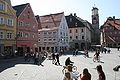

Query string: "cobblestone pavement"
[[0, 48, 120, 80]]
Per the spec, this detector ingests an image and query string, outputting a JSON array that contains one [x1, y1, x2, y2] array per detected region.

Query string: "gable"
[[40, 12, 64, 29], [14, 3, 38, 24], [13, 3, 28, 17]]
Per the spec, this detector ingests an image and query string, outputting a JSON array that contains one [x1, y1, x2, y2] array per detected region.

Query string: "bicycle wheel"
[[97, 56, 100, 62], [62, 68, 67, 74], [72, 66, 77, 72], [93, 56, 97, 62]]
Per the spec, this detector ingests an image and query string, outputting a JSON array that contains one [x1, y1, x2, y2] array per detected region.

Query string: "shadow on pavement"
[[0, 57, 46, 73]]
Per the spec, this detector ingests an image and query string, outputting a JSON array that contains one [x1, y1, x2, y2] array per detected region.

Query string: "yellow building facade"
[[0, 0, 16, 56]]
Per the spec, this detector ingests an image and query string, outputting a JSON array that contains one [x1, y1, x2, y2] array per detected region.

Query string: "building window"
[[44, 39, 47, 41], [82, 36, 84, 39], [60, 32, 62, 35], [66, 33, 68, 36], [44, 32, 47, 35], [0, 30, 4, 39], [48, 32, 52, 34], [49, 39, 52, 41], [53, 39, 56, 41], [45, 26, 48, 28], [38, 39, 40, 42], [53, 32, 56, 34], [81, 29, 84, 33], [106, 27, 108, 29], [25, 32, 29, 38], [6, 31, 13, 39], [75, 29, 78, 33], [32, 33, 35, 38], [18, 32, 23, 38], [70, 36, 72, 39], [0, 3, 5, 10], [109, 27, 113, 29], [18, 21, 24, 26], [0, 17, 4, 24], [25, 23, 30, 28], [7, 19, 13, 26], [32, 24, 36, 29], [76, 36, 78, 39]]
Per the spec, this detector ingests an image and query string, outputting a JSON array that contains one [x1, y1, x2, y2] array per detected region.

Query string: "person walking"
[[38, 52, 44, 66], [96, 65, 106, 80], [117, 45, 120, 51], [34, 52, 39, 65], [94, 48, 100, 61], [75, 49, 78, 56], [52, 53, 56, 64], [55, 53, 60, 65], [80, 68, 91, 80], [84, 49, 89, 58]]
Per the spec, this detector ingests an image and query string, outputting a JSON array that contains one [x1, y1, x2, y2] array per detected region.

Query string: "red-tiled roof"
[[102, 19, 120, 30], [40, 12, 64, 28]]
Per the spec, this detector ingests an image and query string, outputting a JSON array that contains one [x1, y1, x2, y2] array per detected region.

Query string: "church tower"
[[92, 7, 99, 29], [91, 7, 100, 45]]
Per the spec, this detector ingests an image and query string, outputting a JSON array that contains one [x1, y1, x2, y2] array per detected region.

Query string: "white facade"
[[38, 13, 69, 52], [69, 26, 91, 50]]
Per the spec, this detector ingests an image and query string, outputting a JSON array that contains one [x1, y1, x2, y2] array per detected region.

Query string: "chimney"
[[70, 13, 73, 16], [74, 13, 77, 17]]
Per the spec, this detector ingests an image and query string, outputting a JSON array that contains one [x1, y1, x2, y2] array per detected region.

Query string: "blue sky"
[[11, 0, 120, 26]]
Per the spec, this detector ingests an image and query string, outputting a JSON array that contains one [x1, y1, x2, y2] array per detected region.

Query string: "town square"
[[0, 0, 120, 80]]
